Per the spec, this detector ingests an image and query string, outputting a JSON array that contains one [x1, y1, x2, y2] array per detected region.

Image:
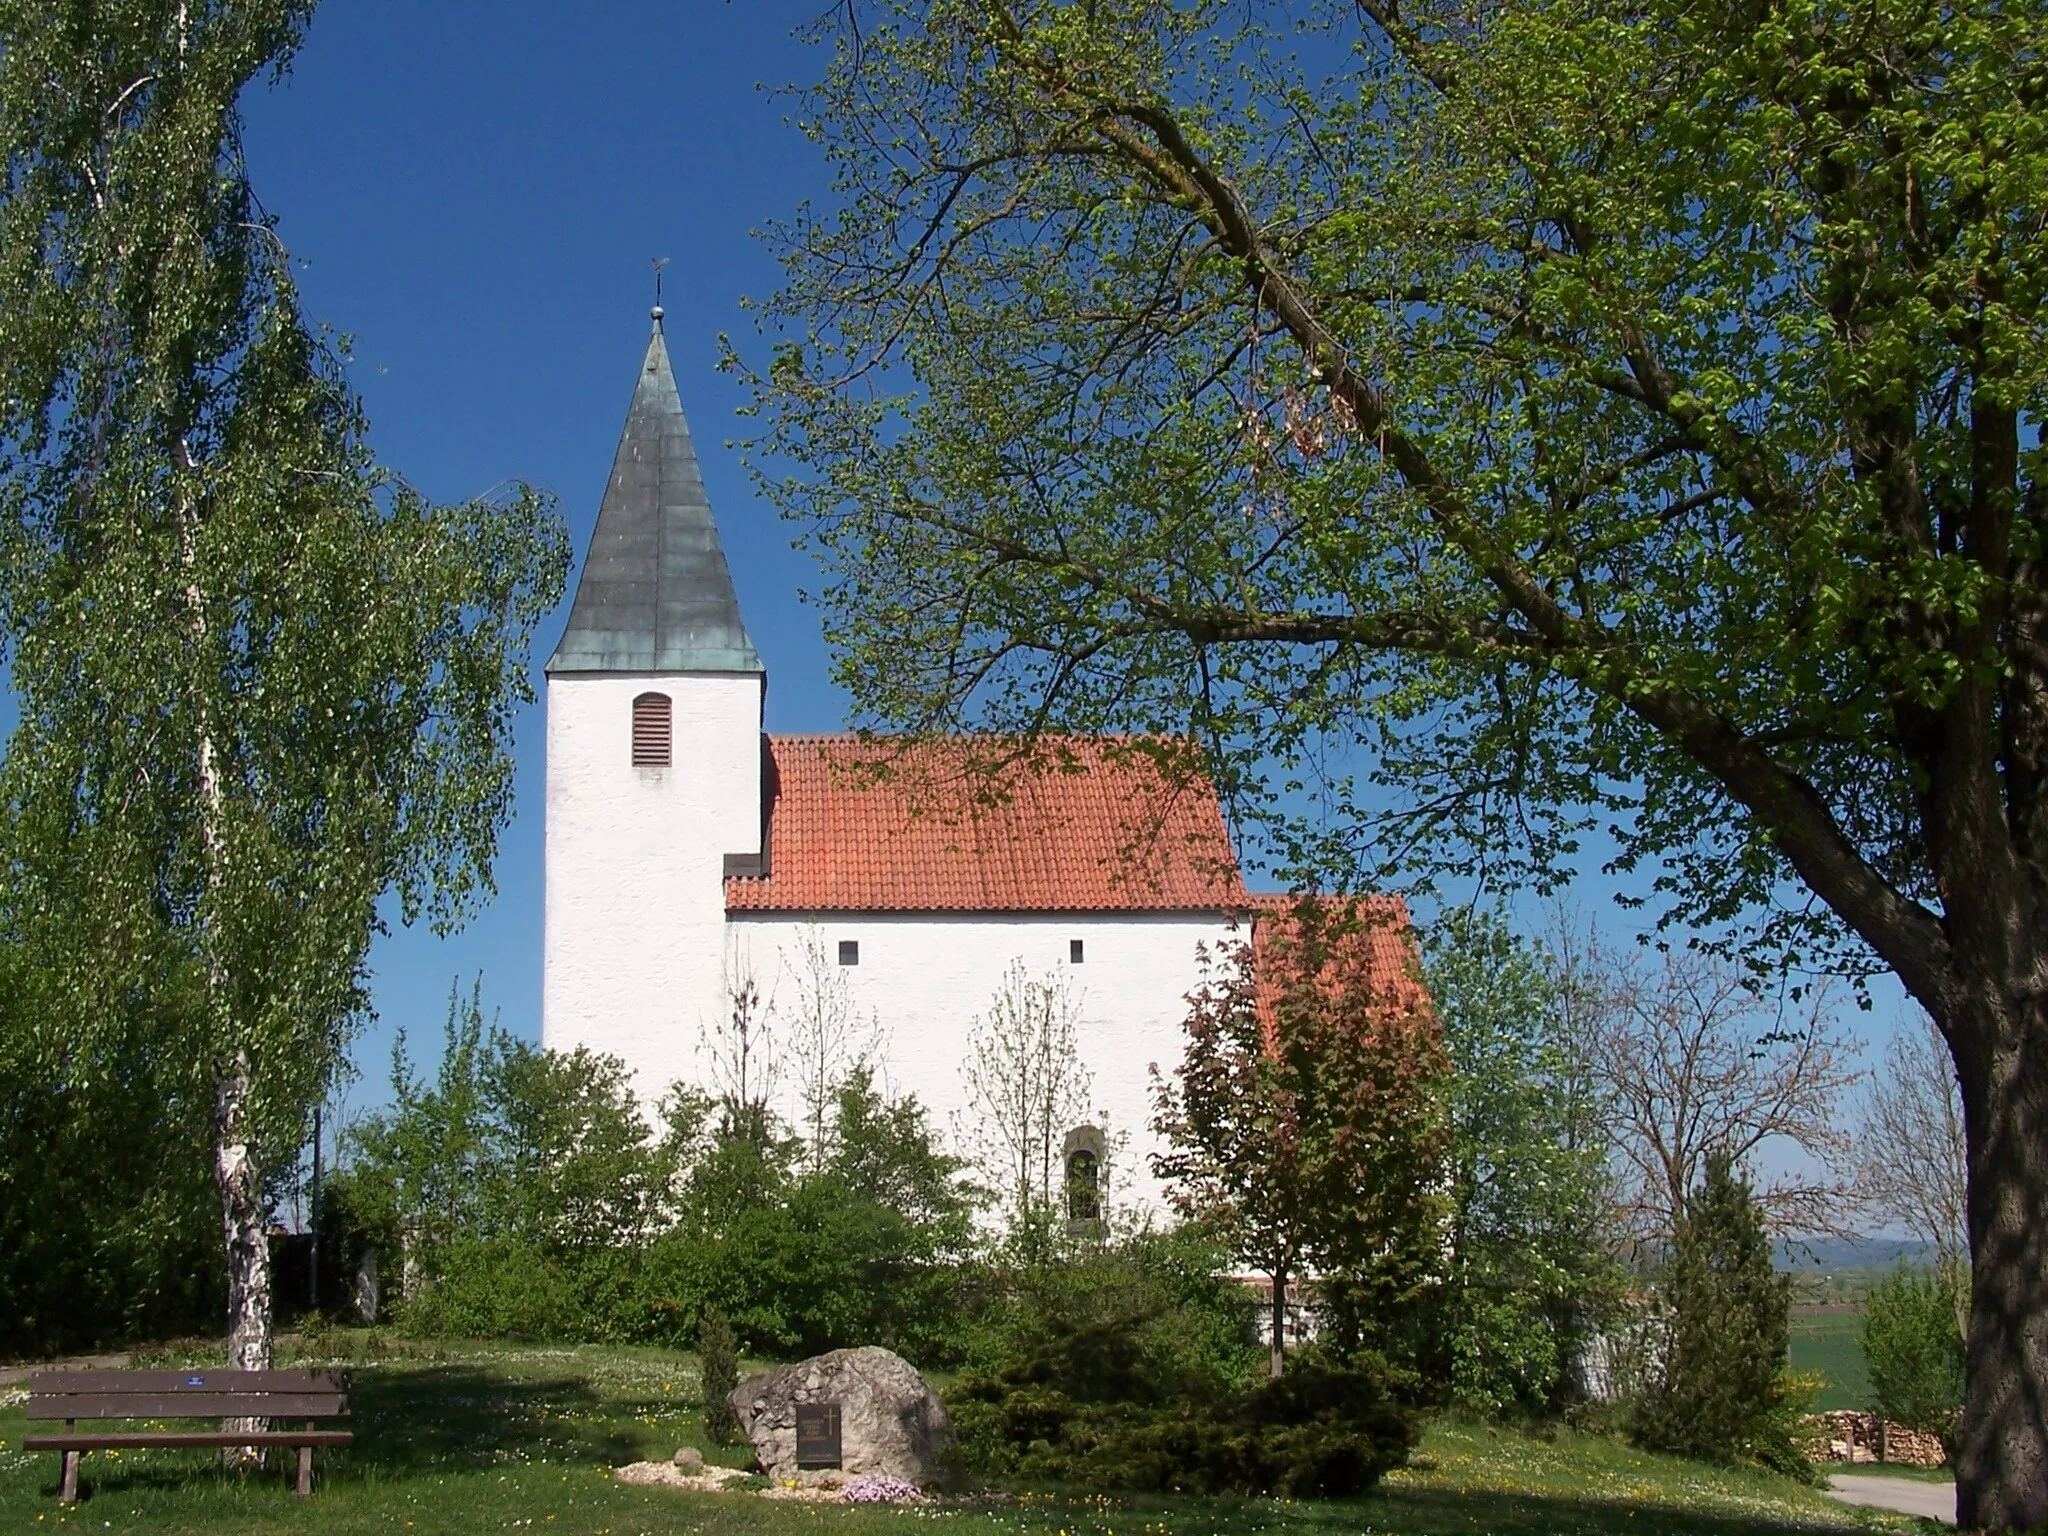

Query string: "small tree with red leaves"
[[1152, 904, 1448, 1378]]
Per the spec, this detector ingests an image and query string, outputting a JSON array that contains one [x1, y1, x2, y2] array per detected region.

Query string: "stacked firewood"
[[1799, 1410, 1946, 1467]]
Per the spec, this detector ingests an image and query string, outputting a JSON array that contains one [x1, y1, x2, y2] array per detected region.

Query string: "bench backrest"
[[26, 1369, 349, 1421]]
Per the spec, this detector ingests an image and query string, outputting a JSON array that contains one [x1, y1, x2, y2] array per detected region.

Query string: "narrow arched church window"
[[1065, 1147, 1100, 1222], [631, 692, 672, 766]]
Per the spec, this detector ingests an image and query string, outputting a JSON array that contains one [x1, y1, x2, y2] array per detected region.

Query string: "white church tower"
[[542, 308, 765, 1099]]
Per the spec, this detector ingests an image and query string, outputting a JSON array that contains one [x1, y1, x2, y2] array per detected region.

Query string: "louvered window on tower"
[[631, 692, 672, 766]]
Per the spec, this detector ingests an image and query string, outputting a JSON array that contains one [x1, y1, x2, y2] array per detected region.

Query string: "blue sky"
[[233, 0, 1917, 1123], [238, 0, 851, 1104]]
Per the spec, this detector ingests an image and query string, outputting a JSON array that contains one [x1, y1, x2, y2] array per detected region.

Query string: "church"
[[542, 312, 1422, 1210]]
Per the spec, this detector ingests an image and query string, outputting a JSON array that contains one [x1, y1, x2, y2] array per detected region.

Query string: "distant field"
[[1790, 1306, 1870, 1410]]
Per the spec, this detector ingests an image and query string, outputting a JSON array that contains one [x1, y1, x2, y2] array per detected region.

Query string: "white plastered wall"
[[543, 671, 763, 1103], [724, 910, 1245, 1214]]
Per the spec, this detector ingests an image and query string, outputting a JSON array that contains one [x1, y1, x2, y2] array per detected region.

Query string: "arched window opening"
[[1065, 1149, 1100, 1223], [631, 692, 672, 766], [1063, 1124, 1104, 1228]]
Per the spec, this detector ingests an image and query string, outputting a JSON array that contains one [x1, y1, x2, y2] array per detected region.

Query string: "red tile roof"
[[1247, 893, 1433, 1040], [724, 735, 1252, 913]]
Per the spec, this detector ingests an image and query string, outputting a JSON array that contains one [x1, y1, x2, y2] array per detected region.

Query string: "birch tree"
[[0, 0, 567, 1374]]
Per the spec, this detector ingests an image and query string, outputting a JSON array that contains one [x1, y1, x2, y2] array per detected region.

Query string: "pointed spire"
[[547, 328, 763, 676]]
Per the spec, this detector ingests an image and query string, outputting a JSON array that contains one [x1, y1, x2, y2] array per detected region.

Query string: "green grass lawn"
[[1789, 1309, 1870, 1411], [0, 1335, 1915, 1535]]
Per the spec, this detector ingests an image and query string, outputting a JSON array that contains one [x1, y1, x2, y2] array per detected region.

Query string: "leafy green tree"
[[748, 2, 2045, 1520], [1864, 1265, 1967, 1455], [1422, 911, 1615, 1415], [0, 938, 218, 1354], [668, 1066, 980, 1360], [0, 2, 567, 1372], [342, 984, 672, 1310], [1152, 906, 1447, 1378], [1632, 1156, 1804, 1475]]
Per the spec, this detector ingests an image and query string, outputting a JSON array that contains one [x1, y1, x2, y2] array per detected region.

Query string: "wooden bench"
[[23, 1369, 352, 1502]]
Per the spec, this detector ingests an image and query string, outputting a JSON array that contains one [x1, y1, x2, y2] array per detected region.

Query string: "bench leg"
[[60, 1450, 79, 1504], [296, 1444, 312, 1497]]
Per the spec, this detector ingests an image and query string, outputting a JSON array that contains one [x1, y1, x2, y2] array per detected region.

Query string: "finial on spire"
[[651, 256, 669, 331]]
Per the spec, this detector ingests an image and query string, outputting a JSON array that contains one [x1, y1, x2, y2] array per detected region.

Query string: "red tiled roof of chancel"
[[724, 736, 1252, 913], [1246, 893, 1434, 1040]]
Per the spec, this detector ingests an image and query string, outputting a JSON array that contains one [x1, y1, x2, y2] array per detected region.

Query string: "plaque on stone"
[[794, 1402, 842, 1469]]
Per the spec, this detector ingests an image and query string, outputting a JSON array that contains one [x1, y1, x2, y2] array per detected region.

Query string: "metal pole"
[[308, 1104, 322, 1313]]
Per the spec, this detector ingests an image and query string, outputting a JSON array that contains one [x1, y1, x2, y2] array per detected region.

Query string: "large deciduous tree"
[[0, 1, 566, 1373], [748, 2, 2045, 1521]]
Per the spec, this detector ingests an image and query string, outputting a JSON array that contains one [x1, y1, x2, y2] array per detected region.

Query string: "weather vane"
[[652, 256, 669, 329]]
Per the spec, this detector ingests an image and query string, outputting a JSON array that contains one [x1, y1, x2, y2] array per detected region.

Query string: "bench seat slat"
[[23, 1431, 354, 1452], [30, 1370, 346, 1394], [28, 1393, 347, 1419]]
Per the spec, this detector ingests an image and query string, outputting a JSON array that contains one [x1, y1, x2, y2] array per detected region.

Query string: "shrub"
[[1863, 1265, 1965, 1452], [1630, 1156, 1809, 1477], [700, 1307, 741, 1446], [398, 1239, 584, 1341], [951, 1348, 1417, 1496], [949, 1237, 1415, 1496]]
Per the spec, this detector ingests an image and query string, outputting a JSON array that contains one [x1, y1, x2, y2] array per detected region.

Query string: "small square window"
[[1069, 939, 1085, 964], [838, 940, 860, 966]]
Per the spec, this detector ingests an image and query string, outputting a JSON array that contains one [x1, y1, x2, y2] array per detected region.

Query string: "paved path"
[[0, 1352, 129, 1388], [1826, 1473, 1956, 1524]]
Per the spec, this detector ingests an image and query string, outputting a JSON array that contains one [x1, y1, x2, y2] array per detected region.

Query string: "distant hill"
[[1775, 1235, 1938, 1272]]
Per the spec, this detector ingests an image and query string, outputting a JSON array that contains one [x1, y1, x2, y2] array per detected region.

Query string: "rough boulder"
[[729, 1346, 950, 1486]]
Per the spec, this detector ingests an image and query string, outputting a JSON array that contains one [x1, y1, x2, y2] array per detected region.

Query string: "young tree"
[[1569, 945, 1863, 1249], [1631, 1156, 1804, 1474], [781, 927, 879, 1164], [343, 984, 667, 1280], [1864, 1265, 1968, 1457], [1422, 911, 1616, 1414], [704, 959, 781, 1146], [957, 959, 1093, 1225], [1152, 904, 1446, 1378], [1858, 1014, 1970, 1339], [0, 2, 567, 1373], [748, 4, 2047, 1520]]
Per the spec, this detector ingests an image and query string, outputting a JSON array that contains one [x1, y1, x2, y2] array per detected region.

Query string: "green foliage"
[[340, 983, 673, 1297], [663, 1066, 981, 1360], [1632, 1157, 1808, 1477], [398, 1240, 585, 1343], [698, 1307, 742, 1447], [336, 994, 979, 1362], [1422, 911, 1618, 1415], [1862, 1265, 1965, 1449], [0, 944, 219, 1354], [746, 0, 2047, 973]]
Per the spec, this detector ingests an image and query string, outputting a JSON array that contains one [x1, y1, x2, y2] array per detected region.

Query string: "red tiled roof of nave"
[[724, 735, 1253, 913]]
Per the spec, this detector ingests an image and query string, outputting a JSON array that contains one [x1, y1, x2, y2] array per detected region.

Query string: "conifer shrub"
[[699, 1307, 742, 1446], [949, 1238, 1417, 1497], [1630, 1155, 1811, 1477], [951, 1341, 1417, 1496]]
